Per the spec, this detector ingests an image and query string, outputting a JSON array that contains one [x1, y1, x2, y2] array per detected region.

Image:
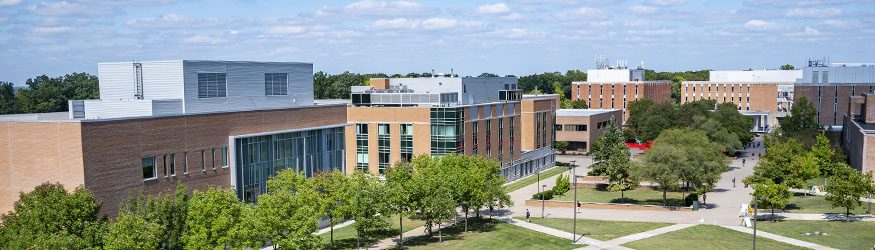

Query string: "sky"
[[0, 0, 874, 84]]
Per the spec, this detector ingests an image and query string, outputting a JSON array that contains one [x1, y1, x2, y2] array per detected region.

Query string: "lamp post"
[[570, 160, 577, 243], [542, 184, 547, 218], [753, 197, 766, 250]]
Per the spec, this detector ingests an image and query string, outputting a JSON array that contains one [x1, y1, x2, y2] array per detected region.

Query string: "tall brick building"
[[794, 64, 875, 128], [0, 60, 348, 216], [571, 67, 671, 121]]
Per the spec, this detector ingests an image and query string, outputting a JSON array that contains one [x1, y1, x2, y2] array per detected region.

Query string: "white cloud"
[[628, 5, 660, 14], [649, 0, 686, 6], [556, 7, 612, 21], [316, 0, 435, 18], [788, 26, 821, 36], [370, 18, 487, 30], [32, 26, 77, 34], [266, 26, 307, 35], [481, 28, 546, 38], [182, 35, 226, 44], [26, 1, 120, 16], [422, 18, 458, 30], [509, 0, 623, 5], [744, 0, 869, 6], [821, 19, 861, 29], [629, 28, 677, 36], [0, 0, 23, 7], [785, 8, 843, 18], [498, 13, 531, 21], [744, 20, 785, 31], [475, 3, 511, 15], [372, 18, 419, 29]]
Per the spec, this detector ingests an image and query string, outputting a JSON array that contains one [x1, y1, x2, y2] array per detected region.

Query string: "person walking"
[[576, 202, 581, 213], [702, 193, 707, 206], [526, 209, 531, 222], [742, 158, 746, 167], [732, 177, 736, 188]]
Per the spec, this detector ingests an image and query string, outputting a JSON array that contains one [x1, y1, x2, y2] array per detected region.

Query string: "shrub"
[[684, 193, 699, 207], [532, 190, 555, 200], [552, 174, 571, 195], [556, 161, 571, 167]]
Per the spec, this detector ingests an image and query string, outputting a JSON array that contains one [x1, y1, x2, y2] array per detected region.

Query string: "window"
[[169, 154, 175, 176], [356, 124, 369, 172], [142, 157, 156, 180], [221, 147, 228, 168], [563, 124, 587, 131], [201, 150, 206, 171], [378, 124, 390, 173], [183, 152, 188, 174], [400, 124, 413, 162], [197, 73, 227, 98], [163, 155, 168, 177], [212, 149, 216, 170], [264, 73, 288, 96], [485, 119, 492, 158]]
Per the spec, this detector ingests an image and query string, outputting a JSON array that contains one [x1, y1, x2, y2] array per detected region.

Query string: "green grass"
[[320, 215, 426, 250], [504, 165, 569, 192], [784, 193, 870, 215], [393, 217, 579, 250], [804, 176, 826, 189], [518, 217, 672, 241], [756, 220, 875, 250], [621, 225, 806, 250], [553, 187, 689, 207]]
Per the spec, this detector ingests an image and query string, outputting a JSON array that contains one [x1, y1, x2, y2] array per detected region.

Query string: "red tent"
[[625, 141, 653, 150]]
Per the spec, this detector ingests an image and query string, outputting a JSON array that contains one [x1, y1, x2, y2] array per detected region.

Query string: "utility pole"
[[572, 160, 577, 243]]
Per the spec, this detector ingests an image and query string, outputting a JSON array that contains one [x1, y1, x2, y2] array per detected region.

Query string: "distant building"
[[795, 63, 875, 128], [347, 77, 556, 181], [571, 67, 671, 121], [555, 109, 623, 153], [0, 60, 347, 216], [841, 93, 875, 174], [681, 70, 802, 132]]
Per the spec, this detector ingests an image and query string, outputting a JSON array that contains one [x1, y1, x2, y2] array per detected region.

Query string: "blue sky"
[[0, 0, 873, 84]]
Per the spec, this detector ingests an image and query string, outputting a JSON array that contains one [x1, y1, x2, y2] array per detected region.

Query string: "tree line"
[[0, 154, 510, 249], [0, 73, 99, 115]]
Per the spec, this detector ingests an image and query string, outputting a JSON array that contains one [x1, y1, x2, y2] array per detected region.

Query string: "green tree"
[[183, 186, 249, 250], [745, 138, 819, 189], [691, 116, 743, 156], [780, 96, 819, 133], [637, 102, 678, 141], [713, 102, 754, 144], [0, 81, 18, 114], [310, 170, 351, 247], [780, 64, 795, 70], [113, 183, 190, 250], [16, 73, 99, 113], [385, 160, 420, 246], [478, 72, 499, 77], [826, 164, 875, 221], [750, 179, 792, 219], [556, 141, 569, 154], [0, 183, 106, 250], [569, 99, 588, 109], [256, 169, 322, 250], [104, 213, 162, 250], [626, 99, 656, 129], [810, 132, 836, 177], [346, 171, 391, 248], [592, 117, 637, 198], [552, 174, 571, 196]]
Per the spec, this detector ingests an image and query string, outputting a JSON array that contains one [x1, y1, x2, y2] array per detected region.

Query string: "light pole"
[[753, 197, 765, 250], [542, 185, 547, 218], [571, 160, 577, 243]]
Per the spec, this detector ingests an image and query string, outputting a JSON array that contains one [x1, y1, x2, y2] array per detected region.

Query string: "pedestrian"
[[742, 159, 746, 166], [577, 202, 581, 213], [526, 209, 531, 222], [732, 177, 736, 187], [702, 193, 707, 205]]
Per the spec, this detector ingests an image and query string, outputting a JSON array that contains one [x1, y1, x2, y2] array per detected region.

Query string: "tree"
[[626, 99, 656, 128], [556, 141, 569, 154], [691, 116, 742, 156], [310, 170, 351, 247], [0, 81, 18, 114], [780, 96, 819, 133], [750, 179, 792, 219], [552, 174, 571, 196], [569, 99, 588, 109], [16, 73, 99, 113], [810, 132, 836, 177], [104, 213, 162, 250], [592, 117, 637, 199], [713, 102, 754, 144], [478, 72, 499, 77], [826, 164, 875, 221], [385, 160, 420, 246], [183, 186, 249, 249], [113, 183, 190, 250], [345, 171, 391, 248], [0, 183, 106, 250], [780, 64, 795, 70], [745, 138, 819, 189], [637, 102, 678, 141], [256, 169, 322, 250]]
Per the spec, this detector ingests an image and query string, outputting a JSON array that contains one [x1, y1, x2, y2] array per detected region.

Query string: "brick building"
[[555, 109, 624, 153], [347, 77, 557, 182], [794, 64, 875, 128], [571, 67, 671, 121], [0, 60, 347, 216], [842, 93, 875, 174]]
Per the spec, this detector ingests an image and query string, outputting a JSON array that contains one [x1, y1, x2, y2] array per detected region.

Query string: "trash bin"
[[692, 201, 699, 211]]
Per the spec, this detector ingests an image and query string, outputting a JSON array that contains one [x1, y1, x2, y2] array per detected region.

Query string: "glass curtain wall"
[[235, 127, 345, 203], [430, 107, 464, 156]]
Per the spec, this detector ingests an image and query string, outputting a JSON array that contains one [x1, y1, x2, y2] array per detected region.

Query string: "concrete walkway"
[[573, 224, 695, 250], [720, 225, 838, 250]]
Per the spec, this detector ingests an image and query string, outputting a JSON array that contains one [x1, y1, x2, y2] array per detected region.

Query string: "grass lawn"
[[393, 217, 579, 250], [553, 187, 689, 207], [504, 165, 569, 193], [784, 193, 870, 215], [518, 217, 673, 241], [320, 215, 426, 250], [621, 225, 806, 250], [756, 220, 875, 250], [804, 176, 826, 189]]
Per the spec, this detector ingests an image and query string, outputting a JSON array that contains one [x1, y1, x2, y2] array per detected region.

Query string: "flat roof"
[[0, 103, 347, 123], [572, 81, 670, 84], [556, 109, 620, 116]]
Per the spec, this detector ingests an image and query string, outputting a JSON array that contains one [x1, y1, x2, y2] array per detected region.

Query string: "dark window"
[[197, 73, 227, 98], [142, 157, 156, 180], [264, 73, 288, 95]]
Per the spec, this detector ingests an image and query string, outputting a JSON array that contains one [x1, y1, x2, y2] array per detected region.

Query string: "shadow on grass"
[[323, 217, 424, 250], [388, 217, 499, 250]]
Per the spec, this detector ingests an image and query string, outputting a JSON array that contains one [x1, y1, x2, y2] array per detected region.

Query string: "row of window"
[[559, 124, 587, 131], [142, 147, 228, 180], [197, 72, 291, 99]]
